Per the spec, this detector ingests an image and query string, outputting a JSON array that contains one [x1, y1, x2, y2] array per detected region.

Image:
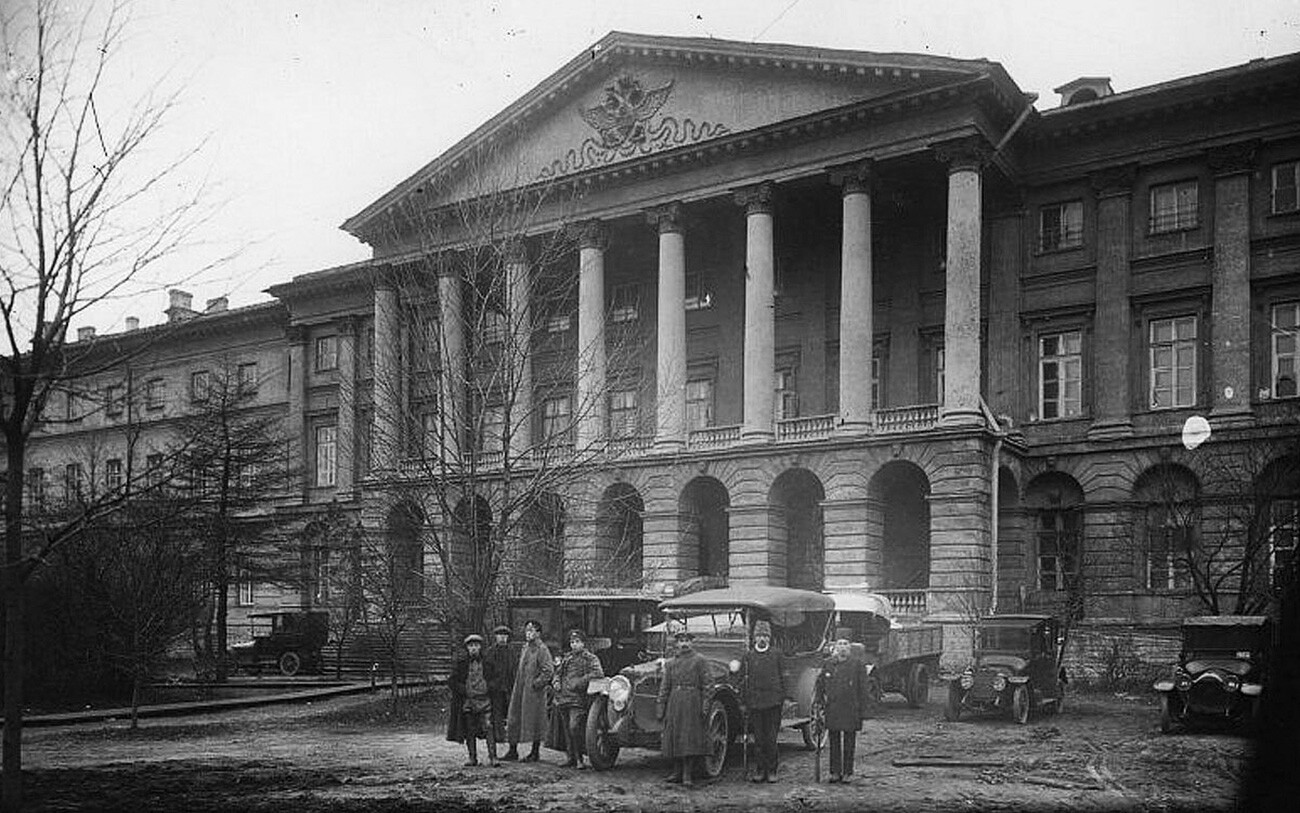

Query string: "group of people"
[[447, 618, 874, 786]]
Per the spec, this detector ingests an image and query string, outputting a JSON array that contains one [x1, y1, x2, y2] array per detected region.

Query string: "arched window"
[[1025, 473, 1084, 592], [1133, 465, 1199, 591]]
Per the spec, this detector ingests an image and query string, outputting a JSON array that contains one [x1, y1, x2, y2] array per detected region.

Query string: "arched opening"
[[680, 477, 730, 580], [516, 492, 565, 593], [1256, 454, 1300, 602], [1024, 472, 1084, 604], [769, 468, 826, 591], [596, 483, 644, 587], [386, 501, 426, 603], [1133, 464, 1200, 592], [870, 462, 931, 589]]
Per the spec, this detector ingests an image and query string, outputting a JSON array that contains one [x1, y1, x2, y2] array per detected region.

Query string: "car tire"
[[700, 699, 730, 779], [907, 664, 931, 708], [1011, 684, 1030, 725], [1159, 694, 1175, 734], [585, 697, 620, 770], [279, 650, 302, 677], [943, 682, 963, 722]]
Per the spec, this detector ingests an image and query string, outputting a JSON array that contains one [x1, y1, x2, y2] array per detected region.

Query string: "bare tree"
[[1, 1, 212, 803]]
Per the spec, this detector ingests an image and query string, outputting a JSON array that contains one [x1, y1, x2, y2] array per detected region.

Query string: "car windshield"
[[1184, 626, 1262, 655], [978, 626, 1032, 652]]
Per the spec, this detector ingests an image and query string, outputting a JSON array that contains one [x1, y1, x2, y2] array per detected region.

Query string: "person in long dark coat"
[[485, 624, 517, 758], [551, 628, 605, 768], [446, 633, 500, 767], [506, 619, 553, 762], [814, 627, 872, 783], [740, 619, 786, 783], [657, 629, 710, 787]]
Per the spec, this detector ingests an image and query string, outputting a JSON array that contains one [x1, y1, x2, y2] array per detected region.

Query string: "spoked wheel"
[[1011, 684, 1031, 725], [584, 697, 620, 770], [907, 664, 931, 708], [700, 699, 730, 779], [943, 682, 963, 722], [279, 650, 302, 677]]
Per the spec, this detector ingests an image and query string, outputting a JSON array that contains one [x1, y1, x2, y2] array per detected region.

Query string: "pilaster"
[[1209, 141, 1258, 425], [1089, 164, 1138, 440]]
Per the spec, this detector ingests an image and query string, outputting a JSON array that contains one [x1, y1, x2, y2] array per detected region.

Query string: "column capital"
[[1207, 140, 1259, 177], [932, 136, 992, 173], [578, 219, 608, 251], [646, 202, 684, 234], [1090, 163, 1139, 198], [828, 160, 874, 195], [503, 237, 529, 265], [734, 181, 775, 216]]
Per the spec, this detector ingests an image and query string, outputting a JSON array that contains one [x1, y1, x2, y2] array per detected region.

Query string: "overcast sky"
[[72, 0, 1299, 332]]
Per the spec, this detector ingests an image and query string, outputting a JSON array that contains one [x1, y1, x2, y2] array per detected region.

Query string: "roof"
[[661, 586, 834, 614], [826, 591, 894, 618], [1183, 615, 1271, 627], [979, 614, 1052, 625], [510, 593, 662, 604]]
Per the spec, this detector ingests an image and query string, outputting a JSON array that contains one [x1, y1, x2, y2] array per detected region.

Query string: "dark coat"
[[507, 639, 554, 743], [740, 647, 787, 710], [552, 648, 604, 708], [814, 654, 871, 732], [484, 641, 517, 697], [446, 655, 499, 743], [657, 649, 710, 758]]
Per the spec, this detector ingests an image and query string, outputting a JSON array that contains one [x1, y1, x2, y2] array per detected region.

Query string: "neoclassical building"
[[24, 34, 1300, 662]]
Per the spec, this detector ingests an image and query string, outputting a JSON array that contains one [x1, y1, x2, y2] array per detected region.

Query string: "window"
[[477, 404, 504, 453], [65, 390, 80, 421], [1149, 180, 1199, 233], [1272, 302, 1299, 398], [1269, 498, 1299, 590], [105, 384, 125, 418], [105, 458, 123, 492], [311, 547, 331, 603], [237, 362, 259, 394], [545, 313, 572, 333], [315, 335, 339, 371], [1145, 505, 1194, 590], [542, 395, 572, 444], [1271, 160, 1299, 214], [190, 370, 210, 403], [235, 567, 255, 607], [1037, 507, 1081, 591], [482, 310, 506, 344], [871, 351, 881, 410], [314, 425, 337, 487], [685, 378, 714, 431], [145, 453, 164, 490], [238, 460, 260, 491], [420, 411, 440, 459], [931, 343, 946, 405], [63, 463, 84, 502], [774, 365, 799, 420], [1149, 316, 1198, 409], [610, 283, 639, 323], [1039, 200, 1083, 251], [1039, 331, 1083, 419], [26, 468, 45, 510], [685, 274, 713, 311], [609, 389, 638, 438], [145, 378, 165, 410]]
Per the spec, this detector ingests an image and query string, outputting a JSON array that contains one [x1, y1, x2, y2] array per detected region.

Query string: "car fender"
[[587, 677, 612, 696], [1153, 678, 1176, 692], [1240, 683, 1263, 697]]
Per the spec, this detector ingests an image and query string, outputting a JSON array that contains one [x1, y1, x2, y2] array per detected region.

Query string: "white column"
[[372, 278, 399, 469], [651, 203, 687, 451], [576, 221, 608, 450], [937, 139, 986, 426], [335, 316, 358, 493], [737, 182, 776, 443], [437, 270, 465, 461], [506, 240, 533, 457], [834, 162, 875, 430]]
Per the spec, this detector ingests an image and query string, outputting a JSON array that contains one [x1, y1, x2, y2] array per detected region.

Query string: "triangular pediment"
[[344, 33, 999, 237]]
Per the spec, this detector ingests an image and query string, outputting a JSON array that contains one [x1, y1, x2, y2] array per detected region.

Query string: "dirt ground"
[[16, 687, 1257, 812]]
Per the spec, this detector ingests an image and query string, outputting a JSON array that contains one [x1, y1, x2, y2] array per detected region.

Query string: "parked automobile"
[[1153, 615, 1270, 734], [826, 590, 943, 710], [505, 591, 663, 675], [229, 610, 329, 677], [941, 614, 1066, 724], [584, 586, 834, 777]]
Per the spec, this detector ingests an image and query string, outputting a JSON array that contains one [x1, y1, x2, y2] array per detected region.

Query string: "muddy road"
[[18, 688, 1254, 812]]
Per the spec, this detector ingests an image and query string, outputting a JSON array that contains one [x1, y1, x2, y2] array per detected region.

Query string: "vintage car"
[[1153, 615, 1271, 734], [505, 591, 663, 675], [942, 614, 1066, 724], [584, 586, 833, 778], [229, 610, 329, 676]]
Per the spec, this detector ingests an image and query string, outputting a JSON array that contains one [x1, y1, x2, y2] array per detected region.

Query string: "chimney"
[[77, 326, 96, 342], [166, 289, 196, 323], [1053, 77, 1114, 107], [205, 296, 228, 313], [125, 316, 140, 332]]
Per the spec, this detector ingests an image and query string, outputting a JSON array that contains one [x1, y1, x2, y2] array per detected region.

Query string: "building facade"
[[24, 34, 1300, 663]]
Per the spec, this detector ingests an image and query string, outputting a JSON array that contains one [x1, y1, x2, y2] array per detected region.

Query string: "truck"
[[826, 591, 944, 709]]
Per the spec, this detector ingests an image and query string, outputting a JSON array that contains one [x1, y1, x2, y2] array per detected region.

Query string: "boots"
[[502, 743, 519, 761], [464, 738, 479, 767], [523, 741, 540, 762], [486, 735, 501, 768], [680, 758, 694, 788]]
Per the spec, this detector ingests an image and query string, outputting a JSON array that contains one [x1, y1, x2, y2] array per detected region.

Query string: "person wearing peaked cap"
[[657, 623, 708, 787], [551, 628, 604, 768], [485, 625, 517, 758], [447, 631, 500, 767], [507, 619, 553, 762], [740, 619, 786, 783], [815, 626, 872, 784]]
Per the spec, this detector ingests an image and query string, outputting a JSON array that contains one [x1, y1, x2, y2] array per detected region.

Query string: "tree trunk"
[[4, 434, 28, 811]]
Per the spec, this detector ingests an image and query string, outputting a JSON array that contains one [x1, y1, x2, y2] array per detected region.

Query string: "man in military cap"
[[740, 619, 786, 783], [506, 619, 553, 762], [485, 624, 517, 758], [551, 628, 605, 768], [657, 628, 710, 788], [814, 627, 871, 783], [447, 633, 500, 767]]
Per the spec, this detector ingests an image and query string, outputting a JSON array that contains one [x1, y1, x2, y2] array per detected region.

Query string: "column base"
[[1087, 418, 1134, 440], [837, 419, 873, 436]]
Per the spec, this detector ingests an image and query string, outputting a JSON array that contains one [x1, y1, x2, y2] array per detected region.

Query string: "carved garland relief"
[[537, 74, 731, 180]]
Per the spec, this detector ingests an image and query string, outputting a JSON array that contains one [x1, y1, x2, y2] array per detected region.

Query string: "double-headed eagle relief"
[[538, 74, 730, 180]]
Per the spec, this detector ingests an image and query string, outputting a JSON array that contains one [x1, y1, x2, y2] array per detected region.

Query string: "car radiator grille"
[[969, 673, 999, 702], [1187, 678, 1229, 712]]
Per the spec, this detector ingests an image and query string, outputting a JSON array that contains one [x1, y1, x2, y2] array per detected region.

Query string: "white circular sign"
[[1182, 415, 1211, 450]]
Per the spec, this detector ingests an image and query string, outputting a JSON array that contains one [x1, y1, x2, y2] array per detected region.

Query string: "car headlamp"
[[608, 675, 632, 712], [992, 674, 1007, 692], [1225, 675, 1240, 693], [1176, 673, 1192, 692]]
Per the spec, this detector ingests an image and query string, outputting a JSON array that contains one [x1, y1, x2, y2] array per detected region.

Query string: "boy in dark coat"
[[814, 628, 871, 783], [551, 628, 605, 768], [485, 624, 517, 758], [446, 633, 500, 767], [740, 619, 786, 783], [657, 628, 710, 788]]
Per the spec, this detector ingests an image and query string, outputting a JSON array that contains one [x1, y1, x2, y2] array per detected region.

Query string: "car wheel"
[[585, 697, 620, 770], [279, 650, 302, 677], [907, 664, 931, 708], [1159, 694, 1175, 734], [700, 699, 730, 779], [943, 682, 963, 722], [1011, 685, 1030, 725]]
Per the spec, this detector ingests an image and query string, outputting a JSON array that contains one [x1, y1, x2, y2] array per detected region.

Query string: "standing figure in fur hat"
[[657, 628, 709, 787], [814, 627, 871, 783], [740, 619, 787, 783], [447, 633, 500, 767]]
